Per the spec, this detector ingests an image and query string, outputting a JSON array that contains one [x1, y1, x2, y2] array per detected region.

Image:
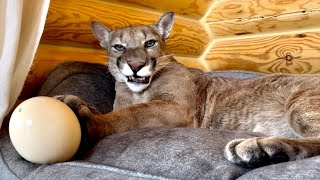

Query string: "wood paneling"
[[35, 44, 108, 62], [205, 30, 320, 73], [103, 0, 213, 19], [175, 57, 207, 71], [41, 0, 210, 56], [209, 10, 320, 37], [205, 1, 320, 74], [207, 0, 320, 22]]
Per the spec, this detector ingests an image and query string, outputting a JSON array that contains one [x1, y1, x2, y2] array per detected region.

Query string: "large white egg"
[[9, 96, 81, 164]]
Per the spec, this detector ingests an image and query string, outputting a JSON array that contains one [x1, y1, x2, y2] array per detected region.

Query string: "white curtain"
[[0, 0, 50, 129]]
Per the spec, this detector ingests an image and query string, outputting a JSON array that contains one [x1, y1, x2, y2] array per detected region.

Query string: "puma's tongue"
[[127, 75, 150, 84]]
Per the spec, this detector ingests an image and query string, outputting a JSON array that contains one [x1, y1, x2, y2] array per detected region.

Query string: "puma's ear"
[[155, 12, 174, 40], [91, 21, 111, 49]]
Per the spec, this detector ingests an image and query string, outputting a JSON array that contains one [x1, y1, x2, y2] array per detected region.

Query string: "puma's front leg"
[[56, 95, 194, 141], [90, 100, 194, 140]]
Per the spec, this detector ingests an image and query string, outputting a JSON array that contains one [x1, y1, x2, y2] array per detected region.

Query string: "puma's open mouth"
[[127, 75, 150, 84]]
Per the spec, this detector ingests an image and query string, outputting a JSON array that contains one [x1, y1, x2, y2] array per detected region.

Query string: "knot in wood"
[[296, 34, 306, 38], [284, 54, 294, 61]]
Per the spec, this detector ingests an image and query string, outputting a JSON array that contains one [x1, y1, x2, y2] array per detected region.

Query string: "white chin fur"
[[126, 81, 149, 92]]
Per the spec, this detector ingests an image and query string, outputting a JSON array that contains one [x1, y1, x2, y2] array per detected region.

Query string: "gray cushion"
[[238, 156, 320, 180], [0, 124, 40, 179], [25, 162, 155, 180], [1, 61, 319, 179], [39, 61, 115, 114], [22, 127, 261, 180], [87, 128, 259, 179], [202, 70, 263, 79]]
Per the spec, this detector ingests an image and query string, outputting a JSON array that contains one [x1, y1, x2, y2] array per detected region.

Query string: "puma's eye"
[[145, 39, 156, 48], [113, 44, 125, 51]]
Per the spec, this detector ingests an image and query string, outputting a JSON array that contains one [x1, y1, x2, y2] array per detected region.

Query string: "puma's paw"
[[54, 95, 92, 121], [224, 137, 291, 167], [54, 95, 102, 148]]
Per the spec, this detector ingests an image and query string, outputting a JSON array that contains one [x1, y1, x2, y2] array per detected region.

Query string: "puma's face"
[[92, 12, 174, 92], [106, 26, 166, 92]]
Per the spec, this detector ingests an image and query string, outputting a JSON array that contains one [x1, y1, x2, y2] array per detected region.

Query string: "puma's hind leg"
[[225, 90, 320, 167]]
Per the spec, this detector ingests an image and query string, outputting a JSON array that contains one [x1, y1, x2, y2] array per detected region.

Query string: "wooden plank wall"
[[24, 0, 320, 98], [204, 0, 320, 73]]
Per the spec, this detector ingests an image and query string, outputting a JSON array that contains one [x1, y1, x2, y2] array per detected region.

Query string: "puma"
[[56, 12, 320, 167]]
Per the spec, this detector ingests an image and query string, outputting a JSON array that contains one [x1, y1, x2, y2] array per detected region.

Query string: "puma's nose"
[[127, 61, 145, 73]]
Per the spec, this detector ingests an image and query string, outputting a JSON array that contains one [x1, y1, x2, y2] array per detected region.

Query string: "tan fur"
[[57, 12, 320, 167]]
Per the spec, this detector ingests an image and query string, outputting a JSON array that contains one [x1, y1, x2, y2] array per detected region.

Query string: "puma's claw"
[[54, 95, 91, 118], [53, 95, 93, 138]]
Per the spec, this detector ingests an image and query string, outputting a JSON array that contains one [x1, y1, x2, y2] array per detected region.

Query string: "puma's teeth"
[[128, 76, 135, 81], [127, 75, 150, 84]]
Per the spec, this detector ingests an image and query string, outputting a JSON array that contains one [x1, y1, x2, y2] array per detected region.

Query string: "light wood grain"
[[207, 0, 320, 22], [209, 10, 320, 37], [41, 0, 210, 56], [205, 30, 320, 73], [102, 0, 213, 19], [175, 57, 206, 71], [34, 44, 108, 62]]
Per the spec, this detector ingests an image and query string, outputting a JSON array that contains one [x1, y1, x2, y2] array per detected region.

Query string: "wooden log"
[[205, 30, 320, 74], [102, 0, 213, 19], [209, 10, 320, 37], [207, 0, 320, 22]]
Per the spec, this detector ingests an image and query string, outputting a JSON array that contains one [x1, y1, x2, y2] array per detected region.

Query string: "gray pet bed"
[[1, 61, 319, 180]]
